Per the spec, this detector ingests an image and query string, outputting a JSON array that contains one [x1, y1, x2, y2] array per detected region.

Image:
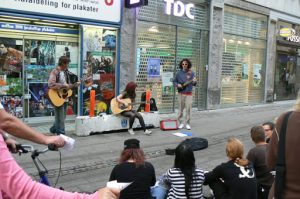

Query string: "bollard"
[[89, 90, 95, 117], [145, 89, 151, 112]]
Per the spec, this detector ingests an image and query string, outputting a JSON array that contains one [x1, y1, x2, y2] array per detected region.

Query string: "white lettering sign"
[[164, 0, 195, 20], [0, 0, 121, 23]]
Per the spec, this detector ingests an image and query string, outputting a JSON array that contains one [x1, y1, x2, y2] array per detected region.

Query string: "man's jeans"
[[50, 102, 67, 135]]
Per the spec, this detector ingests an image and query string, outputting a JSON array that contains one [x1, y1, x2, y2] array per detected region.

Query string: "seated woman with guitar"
[[116, 82, 152, 135]]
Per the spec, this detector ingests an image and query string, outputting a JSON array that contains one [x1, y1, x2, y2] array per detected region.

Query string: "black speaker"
[[125, 0, 148, 8]]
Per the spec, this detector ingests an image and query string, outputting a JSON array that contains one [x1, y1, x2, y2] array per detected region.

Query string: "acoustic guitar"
[[177, 79, 196, 92], [47, 76, 91, 107], [110, 98, 147, 114]]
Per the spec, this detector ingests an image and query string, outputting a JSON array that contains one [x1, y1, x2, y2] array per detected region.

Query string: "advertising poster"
[[0, 37, 23, 78], [162, 72, 174, 95], [55, 42, 79, 69], [24, 40, 55, 84], [147, 58, 161, 81], [82, 26, 117, 115], [24, 40, 55, 66], [28, 82, 54, 117], [0, 96, 23, 118], [0, 37, 24, 117], [253, 64, 262, 87]]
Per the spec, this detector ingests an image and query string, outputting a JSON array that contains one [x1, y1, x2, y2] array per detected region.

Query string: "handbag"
[[274, 111, 292, 199]]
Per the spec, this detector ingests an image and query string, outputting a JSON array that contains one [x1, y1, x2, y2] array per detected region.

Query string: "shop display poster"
[[147, 58, 161, 81]]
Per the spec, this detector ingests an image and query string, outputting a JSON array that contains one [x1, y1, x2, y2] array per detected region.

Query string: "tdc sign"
[[164, 0, 195, 20]]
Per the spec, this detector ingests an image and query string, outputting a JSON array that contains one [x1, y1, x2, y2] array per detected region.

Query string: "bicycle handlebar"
[[15, 144, 58, 157]]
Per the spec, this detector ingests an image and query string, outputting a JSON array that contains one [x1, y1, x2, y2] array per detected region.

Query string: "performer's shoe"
[[128, 128, 135, 135], [144, 129, 152, 135], [186, 124, 191, 130], [179, 123, 184, 129], [49, 126, 56, 134]]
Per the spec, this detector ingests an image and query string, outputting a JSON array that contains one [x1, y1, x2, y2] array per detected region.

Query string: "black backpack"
[[165, 137, 208, 155], [183, 137, 208, 151]]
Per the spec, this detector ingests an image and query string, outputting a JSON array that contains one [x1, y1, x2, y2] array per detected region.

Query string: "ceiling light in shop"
[[245, 42, 250, 45], [33, 22, 67, 27], [148, 26, 159, 33], [0, 18, 31, 23], [0, 15, 38, 21], [237, 40, 242, 44], [41, 20, 76, 25], [228, 39, 235, 43]]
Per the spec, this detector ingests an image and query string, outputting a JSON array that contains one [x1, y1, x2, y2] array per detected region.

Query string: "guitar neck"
[[183, 80, 194, 86], [129, 101, 146, 106]]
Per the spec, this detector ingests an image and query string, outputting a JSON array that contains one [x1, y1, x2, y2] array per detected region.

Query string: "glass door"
[[23, 38, 56, 119], [274, 46, 298, 101], [23, 36, 79, 120]]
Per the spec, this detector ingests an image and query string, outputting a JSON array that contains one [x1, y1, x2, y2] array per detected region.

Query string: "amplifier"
[[160, 119, 178, 130]]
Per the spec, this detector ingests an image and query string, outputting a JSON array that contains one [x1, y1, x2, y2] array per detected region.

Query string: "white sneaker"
[[144, 129, 152, 135], [128, 128, 135, 135], [186, 124, 191, 130], [178, 123, 184, 129]]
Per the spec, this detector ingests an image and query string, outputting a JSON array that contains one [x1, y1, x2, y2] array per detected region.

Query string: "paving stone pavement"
[[13, 100, 295, 193]]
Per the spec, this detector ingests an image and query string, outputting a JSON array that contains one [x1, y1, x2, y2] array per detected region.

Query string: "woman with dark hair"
[[173, 58, 197, 130], [116, 82, 152, 135], [109, 139, 156, 199], [204, 138, 257, 199], [165, 140, 205, 198], [262, 121, 275, 143]]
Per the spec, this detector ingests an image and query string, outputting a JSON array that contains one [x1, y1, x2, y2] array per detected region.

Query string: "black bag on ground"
[[183, 137, 208, 151]]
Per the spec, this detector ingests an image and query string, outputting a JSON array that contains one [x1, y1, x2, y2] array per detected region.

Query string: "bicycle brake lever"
[[48, 144, 58, 151]]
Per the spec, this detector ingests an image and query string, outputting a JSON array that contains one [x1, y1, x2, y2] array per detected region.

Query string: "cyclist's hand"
[[6, 138, 18, 153], [98, 187, 120, 199], [45, 136, 65, 148]]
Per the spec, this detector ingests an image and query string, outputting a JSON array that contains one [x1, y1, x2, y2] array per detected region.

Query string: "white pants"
[[178, 93, 193, 125]]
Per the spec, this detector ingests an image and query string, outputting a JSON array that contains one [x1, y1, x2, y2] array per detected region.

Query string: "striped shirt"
[[166, 167, 205, 199]]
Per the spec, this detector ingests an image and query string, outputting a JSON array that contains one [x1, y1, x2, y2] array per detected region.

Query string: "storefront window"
[[0, 37, 23, 118], [275, 21, 300, 100], [136, 0, 209, 113], [221, 6, 267, 107], [81, 26, 117, 115]]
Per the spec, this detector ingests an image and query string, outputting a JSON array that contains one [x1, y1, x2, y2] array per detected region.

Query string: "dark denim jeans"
[[50, 102, 68, 135]]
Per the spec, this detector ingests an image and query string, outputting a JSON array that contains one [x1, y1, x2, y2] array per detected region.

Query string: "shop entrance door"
[[23, 36, 79, 122], [274, 46, 298, 100]]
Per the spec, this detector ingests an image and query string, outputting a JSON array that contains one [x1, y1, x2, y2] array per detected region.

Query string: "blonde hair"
[[226, 138, 248, 166]]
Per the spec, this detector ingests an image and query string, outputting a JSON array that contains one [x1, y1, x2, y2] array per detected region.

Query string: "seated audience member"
[[247, 126, 274, 199], [204, 138, 257, 199], [262, 122, 275, 143], [0, 103, 119, 199], [137, 92, 158, 112], [109, 139, 156, 199], [165, 140, 205, 199], [266, 94, 300, 198]]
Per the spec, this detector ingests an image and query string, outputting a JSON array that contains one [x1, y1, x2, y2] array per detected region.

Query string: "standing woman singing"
[[116, 82, 152, 135]]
